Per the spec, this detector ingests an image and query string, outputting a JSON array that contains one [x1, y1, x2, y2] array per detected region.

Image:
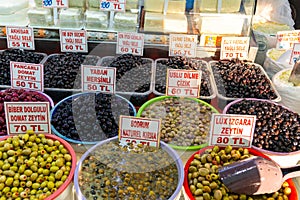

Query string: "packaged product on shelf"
[[28, 7, 54, 27], [143, 12, 164, 32], [0, 0, 29, 26], [144, 0, 164, 12], [198, 0, 241, 13], [69, 0, 86, 8], [125, 0, 139, 12], [85, 10, 109, 29], [59, 8, 84, 28], [113, 12, 138, 31], [167, 0, 186, 14], [252, 20, 293, 35], [0, 0, 29, 14]]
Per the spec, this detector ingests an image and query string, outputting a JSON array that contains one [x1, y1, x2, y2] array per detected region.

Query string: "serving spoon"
[[218, 156, 300, 195]]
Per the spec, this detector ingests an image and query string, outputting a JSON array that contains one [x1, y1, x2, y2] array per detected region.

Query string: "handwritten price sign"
[[60, 30, 88, 53], [220, 37, 250, 60], [277, 30, 300, 50], [43, 0, 68, 8], [117, 32, 144, 56], [6, 27, 35, 50], [289, 43, 300, 64], [169, 34, 197, 57], [100, 0, 126, 12]]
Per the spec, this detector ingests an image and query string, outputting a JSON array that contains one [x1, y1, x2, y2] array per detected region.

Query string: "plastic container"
[[98, 56, 154, 106], [223, 98, 300, 167], [0, 133, 77, 200], [74, 136, 184, 200], [209, 60, 281, 110], [153, 58, 217, 103], [183, 146, 298, 200], [50, 92, 136, 145], [59, 8, 84, 29], [137, 96, 219, 151]]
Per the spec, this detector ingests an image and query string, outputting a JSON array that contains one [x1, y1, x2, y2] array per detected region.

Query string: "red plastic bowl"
[[183, 146, 298, 200], [0, 133, 77, 200]]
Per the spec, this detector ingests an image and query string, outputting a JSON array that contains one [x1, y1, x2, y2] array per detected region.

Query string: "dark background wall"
[[288, 0, 300, 29]]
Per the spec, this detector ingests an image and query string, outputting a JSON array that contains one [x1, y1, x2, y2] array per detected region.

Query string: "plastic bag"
[[255, 0, 294, 28]]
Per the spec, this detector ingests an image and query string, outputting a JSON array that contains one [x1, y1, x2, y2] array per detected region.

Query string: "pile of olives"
[[225, 99, 300, 153], [187, 145, 293, 200], [0, 131, 72, 199], [154, 56, 213, 98], [51, 93, 135, 142], [78, 141, 179, 200], [0, 49, 45, 86]]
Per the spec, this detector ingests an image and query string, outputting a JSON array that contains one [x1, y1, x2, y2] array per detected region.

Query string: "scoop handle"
[[282, 165, 300, 181]]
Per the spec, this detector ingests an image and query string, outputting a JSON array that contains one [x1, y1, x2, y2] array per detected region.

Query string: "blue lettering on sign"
[[43, 0, 53, 6], [101, 1, 110, 9]]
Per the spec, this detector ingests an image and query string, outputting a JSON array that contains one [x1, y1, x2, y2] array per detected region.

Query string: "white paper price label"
[[209, 114, 256, 147], [119, 116, 161, 148], [4, 102, 51, 134], [43, 0, 68, 8], [6, 27, 35, 50], [220, 37, 250, 60], [60, 30, 88, 53], [166, 69, 201, 98], [100, 0, 125, 11], [289, 43, 300, 64], [82, 65, 116, 93], [169, 34, 197, 57], [10, 62, 44, 92], [277, 30, 300, 50], [117, 32, 144, 56]]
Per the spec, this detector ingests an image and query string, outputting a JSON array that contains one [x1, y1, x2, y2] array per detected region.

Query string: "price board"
[[4, 102, 51, 134], [6, 26, 35, 50], [220, 37, 250, 60], [117, 32, 144, 56], [209, 114, 256, 147], [100, 0, 126, 12], [169, 34, 197, 57], [10, 62, 44, 92], [60, 30, 88, 53], [277, 30, 300, 50], [43, 0, 68, 8]]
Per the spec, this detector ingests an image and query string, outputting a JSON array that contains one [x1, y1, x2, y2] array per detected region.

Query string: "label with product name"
[[166, 69, 201, 98], [169, 34, 197, 57], [4, 102, 51, 134], [289, 43, 300, 64], [209, 114, 256, 147], [60, 30, 88, 53], [277, 30, 300, 50], [117, 32, 144, 56], [119, 116, 161, 148], [6, 26, 35, 50], [100, 0, 126, 11], [43, 0, 68, 8], [10, 62, 44, 92], [81, 65, 116, 93], [220, 37, 250, 59], [200, 34, 223, 47]]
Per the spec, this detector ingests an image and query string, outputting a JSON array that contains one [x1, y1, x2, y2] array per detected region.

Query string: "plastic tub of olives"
[[50, 92, 136, 145], [223, 98, 300, 167], [153, 57, 217, 103], [208, 59, 281, 109], [74, 136, 184, 200], [97, 54, 155, 106], [137, 96, 219, 151], [183, 145, 298, 200]]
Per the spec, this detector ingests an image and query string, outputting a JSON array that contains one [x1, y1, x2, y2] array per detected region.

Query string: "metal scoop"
[[289, 59, 300, 86], [219, 156, 300, 195]]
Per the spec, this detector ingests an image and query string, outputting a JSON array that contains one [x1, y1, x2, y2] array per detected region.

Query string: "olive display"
[[211, 59, 278, 99], [0, 88, 51, 136], [78, 141, 178, 200], [187, 145, 293, 200], [154, 57, 213, 97], [225, 99, 300, 153], [102, 54, 152, 93], [51, 93, 135, 142], [0, 131, 72, 199], [139, 97, 217, 146], [0, 49, 45, 86], [44, 53, 99, 89]]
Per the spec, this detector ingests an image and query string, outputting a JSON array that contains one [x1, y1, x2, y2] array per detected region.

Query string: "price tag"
[[199, 34, 222, 47], [100, 0, 126, 12], [220, 37, 250, 60], [166, 69, 201, 98], [209, 114, 256, 147], [4, 102, 51, 134], [117, 32, 144, 56], [6, 26, 35, 50], [277, 30, 300, 50], [60, 30, 88, 53], [42, 0, 68, 8], [81, 65, 116, 93], [10, 62, 44, 92], [169, 34, 197, 57], [289, 43, 300, 64], [119, 116, 161, 148]]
